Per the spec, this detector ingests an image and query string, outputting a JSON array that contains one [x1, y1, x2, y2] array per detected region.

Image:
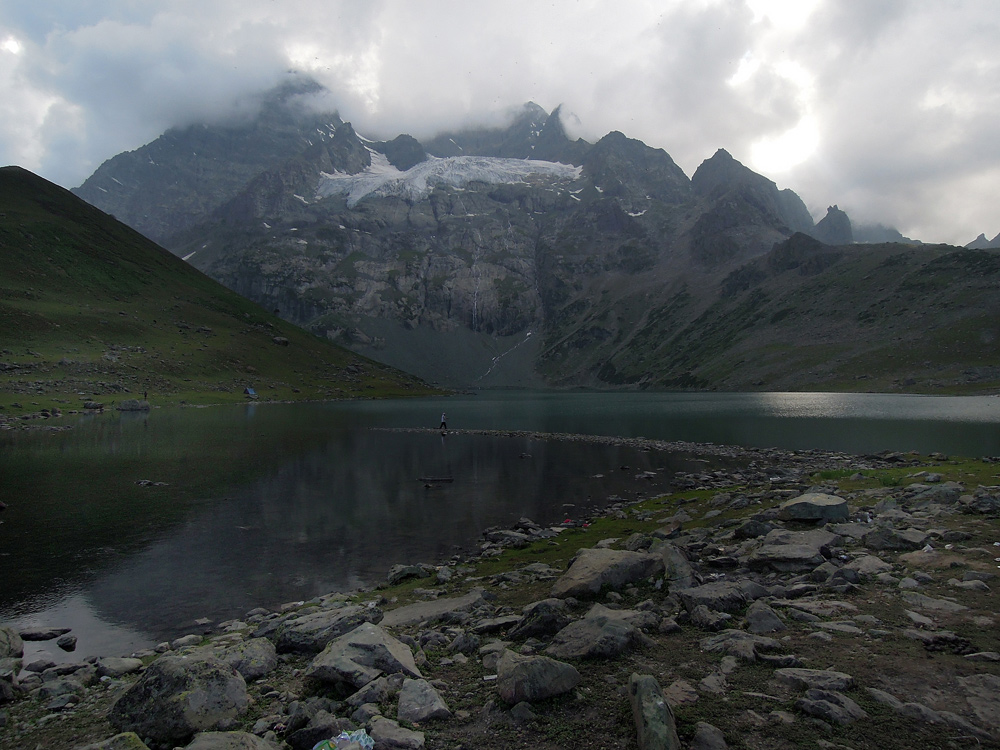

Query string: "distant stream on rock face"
[[2, 390, 1000, 663]]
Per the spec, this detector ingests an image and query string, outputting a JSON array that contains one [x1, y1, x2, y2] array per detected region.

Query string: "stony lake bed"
[[2, 430, 1000, 750]]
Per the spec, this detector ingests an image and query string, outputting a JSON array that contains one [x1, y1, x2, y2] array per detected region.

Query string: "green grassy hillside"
[[0, 166, 438, 418], [599, 233, 1000, 393]]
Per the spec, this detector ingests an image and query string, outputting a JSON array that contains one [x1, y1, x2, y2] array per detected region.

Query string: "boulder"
[[305, 623, 422, 693], [748, 544, 825, 573], [584, 603, 659, 631], [218, 638, 277, 680], [508, 598, 571, 640], [795, 688, 868, 725], [387, 563, 434, 585], [96, 657, 144, 678], [108, 655, 249, 747], [688, 605, 731, 632], [651, 541, 697, 591], [862, 527, 928, 551], [676, 581, 748, 614], [285, 711, 352, 750], [381, 588, 487, 628], [545, 615, 648, 659], [496, 649, 581, 704], [253, 604, 383, 653], [368, 716, 425, 749], [628, 673, 681, 750], [844, 554, 892, 578], [733, 519, 774, 540], [745, 601, 786, 634], [19, 626, 71, 641], [0, 627, 23, 659], [551, 548, 663, 598], [778, 493, 849, 522], [774, 668, 854, 691], [184, 732, 280, 750], [689, 721, 728, 750], [345, 673, 404, 708], [396, 678, 451, 722]]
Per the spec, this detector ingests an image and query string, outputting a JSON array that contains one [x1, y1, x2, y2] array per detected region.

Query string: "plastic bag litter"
[[921, 544, 934, 552], [313, 729, 375, 750]]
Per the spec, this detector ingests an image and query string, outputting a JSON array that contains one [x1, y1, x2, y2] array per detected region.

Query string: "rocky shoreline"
[[2, 435, 1000, 750]]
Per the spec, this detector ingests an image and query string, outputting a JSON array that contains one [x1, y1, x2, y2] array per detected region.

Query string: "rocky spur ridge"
[[2, 441, 1000, 750]]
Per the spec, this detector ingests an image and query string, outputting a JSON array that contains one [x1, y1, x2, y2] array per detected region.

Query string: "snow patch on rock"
[[317, 151, 581, 207]]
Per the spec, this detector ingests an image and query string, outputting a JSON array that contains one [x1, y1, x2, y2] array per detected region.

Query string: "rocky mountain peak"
[[965, 231, 1000, 249], [812, 205, 853, 245], [372, 134, 428, 171], [691, 148, 776, 199]]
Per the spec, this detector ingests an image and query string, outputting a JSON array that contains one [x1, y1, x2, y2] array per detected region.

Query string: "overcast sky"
[[2, 1, 998, 244]]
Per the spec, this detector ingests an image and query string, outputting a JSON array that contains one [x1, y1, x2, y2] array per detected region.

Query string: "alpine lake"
[[3, 390, 1000, 663]]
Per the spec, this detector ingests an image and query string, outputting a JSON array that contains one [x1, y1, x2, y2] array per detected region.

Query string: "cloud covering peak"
[[2, 1, 999, 244]]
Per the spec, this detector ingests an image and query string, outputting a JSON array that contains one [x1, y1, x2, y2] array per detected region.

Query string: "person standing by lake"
[[439, 412, 447, 430]]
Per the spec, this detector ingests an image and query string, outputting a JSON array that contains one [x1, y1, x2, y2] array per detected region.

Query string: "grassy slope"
[[0, 167, 439, 416], [604, 236, 1000, 393]]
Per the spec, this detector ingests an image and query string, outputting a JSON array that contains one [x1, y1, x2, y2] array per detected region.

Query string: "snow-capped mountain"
[[73, 78, 991, 394]]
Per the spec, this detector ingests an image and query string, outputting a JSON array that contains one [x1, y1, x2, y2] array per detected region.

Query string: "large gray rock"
[[778, 493, 849, 522], [676, 581, 748, 615], [584, 603, 659, 631], [774, 668, 854, 691], [689, 722, 728, 750], [252, 604, 383, 653], [651, 541, 697, 591], [218, 638, 278, 680], [184, 732, 280, 750], [96, 657, 144, 678], [908, 482, 963, 505], [862, 526, 928, 551], [551, 548, 663, 598], [305, 623, 422, 693], [396, 678, 451, 722], [628, 673, 681, 750], [0, 627, 23, 658], [496, 649, 581, 704], [508, 598, 571, 640], [108, 655, 249, 747], [748, 544, 825, 573], [368, 716, 425, 749], [795, 688, 867, 724], [545, 615, 648, 659], [19, 626, 71, 641], [844, 554, 892, 578], [381, 588, 487, 628], [745, 601, 786, 634]]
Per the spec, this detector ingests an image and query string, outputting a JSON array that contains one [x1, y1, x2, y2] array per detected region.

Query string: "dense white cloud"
[[1, 0, 998, 244]]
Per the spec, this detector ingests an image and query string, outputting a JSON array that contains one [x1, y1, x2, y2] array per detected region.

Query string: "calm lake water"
[[2, 390, 1000, 662]]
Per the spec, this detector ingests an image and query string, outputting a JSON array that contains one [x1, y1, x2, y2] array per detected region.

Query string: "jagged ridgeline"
[[0, 166, 435, 409], [73, 78, 1000, 392]]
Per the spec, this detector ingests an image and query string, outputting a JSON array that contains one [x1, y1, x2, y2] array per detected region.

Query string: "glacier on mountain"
[[316, 151, 581, 207]]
